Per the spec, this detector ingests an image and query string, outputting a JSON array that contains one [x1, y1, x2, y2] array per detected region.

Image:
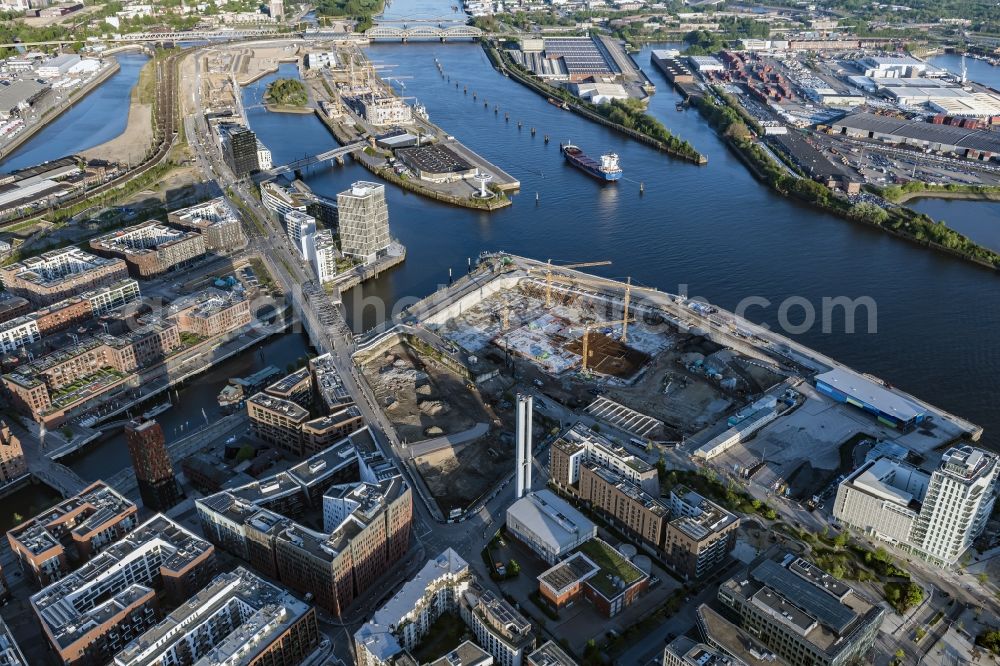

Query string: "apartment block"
[[549, 423, 659, 496], [166, 196, 247, 253], [0, 294, 30, 324], [125, 418, 182, 512], [337, 181, 390, 263], [90, 221, 206, 278], [578, 462, 669, 553], [355, 548, 472, 666], [260, 179, 308, 220], [169, 289, 252, 338], [834, 446, 999, 566], [661, 636, 734, 666], [526, 641, 577, 666], [29, 279, 141, 336], [663, 486, 739, 580], [30, 514, 216, 666], [0, 247, 128, 306], [196, 432, 412, 617], [314, 229, 338, 283], [0, 316, 38, 354], [0, 618, 27, 666], [461, 588, 535, 666], [112, 567, 318, 666], [716, 556, 884, 666], [250, 362, 362, 456], [7, 480, 138, 587], [0, 421, 27, 488], [247, 392, 311, 454]]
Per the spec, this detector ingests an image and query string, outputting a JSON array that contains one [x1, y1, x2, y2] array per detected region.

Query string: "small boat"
[[141, 402, 171, 420], [547, 97, 569, 110], [561, 143, 622, 182]]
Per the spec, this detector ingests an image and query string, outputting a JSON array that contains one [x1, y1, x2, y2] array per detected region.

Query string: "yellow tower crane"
[[581, 317, 634, 373], [533, 259, 612, 308]]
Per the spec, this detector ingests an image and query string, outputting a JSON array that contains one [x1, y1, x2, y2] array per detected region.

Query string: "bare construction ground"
[[360, 340, 521, 513], [431, 280, 784, 438]]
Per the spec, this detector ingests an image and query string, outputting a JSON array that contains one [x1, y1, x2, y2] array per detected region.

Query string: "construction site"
[[357, 333, 545, 516], [425, 260, 786, 442], [356, 253, 983, 520]]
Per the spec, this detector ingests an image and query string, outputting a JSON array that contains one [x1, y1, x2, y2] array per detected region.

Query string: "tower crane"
[[580, 317, 634, 373], [531, 259, 612, 308]]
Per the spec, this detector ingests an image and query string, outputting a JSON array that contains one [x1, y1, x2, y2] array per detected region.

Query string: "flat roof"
[[815, 367, 925, 422], [396, 144, 474, 175], [832, 112, 1000, 154], [506, 489, 595, 552], [751, 559, 857, 635]]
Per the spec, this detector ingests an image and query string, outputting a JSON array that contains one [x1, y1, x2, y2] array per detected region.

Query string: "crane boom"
[[533, 259, 612, 308]]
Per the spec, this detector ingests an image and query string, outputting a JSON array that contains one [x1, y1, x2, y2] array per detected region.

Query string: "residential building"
[[526, 642, 577, 666], [549, 423, 658, 496], [0, 295, 30, 324], [0, 316, 39, 354], [0, 618, 27, 666], [337, 181, 390, 263], [167, 197, 246, 252], [716, 556, 884, 666], [260, 180, 308, 220], [169, 289, 252, 339], [663, 486, 739, 580], [834, 446, 998, 566], [257, 139, 272, 170], [354, 548, 472, 666], [429, 642, 494, 666], [125, 418, 182, 512], [314, 229, 338, 283], [0, 421, 27, 488], [0, 247, 128, 306], [30, 514, 216, 666], [7, 480, 138, 587], [661, 636, 737, 666], [3, 322, 182, 424], [248, 392, 311, 454], [577, 462, 669, 556], [286, 209, 317, 259], [268, 0, 283, 19], [461, 588, 535, 666], [196, 433, 412, 616], [89, 221, 206, 278], [536, 539, 648, 618], [505, 489, 596, 564], [226, 126, 261, 176], [112, 567, 319, 666]]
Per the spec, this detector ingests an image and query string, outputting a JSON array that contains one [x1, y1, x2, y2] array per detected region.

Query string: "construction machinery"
[[533, 259, 612, 308], [581, 317, 634, 373]]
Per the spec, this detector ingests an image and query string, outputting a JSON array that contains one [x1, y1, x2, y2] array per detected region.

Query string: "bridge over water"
[[267, 141, 367, 176]]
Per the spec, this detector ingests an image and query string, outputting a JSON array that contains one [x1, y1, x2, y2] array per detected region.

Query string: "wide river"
[[247, 45, 1000, 447], [4, 29, 1000, 483]]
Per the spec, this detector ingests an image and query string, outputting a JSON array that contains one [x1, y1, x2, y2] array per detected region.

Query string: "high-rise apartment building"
[[227, 127, 261, 177], [834, 445, 998, 566], [113, 567, 318, 666], [125, 418, 182, 512], [461, 588, 535, 666], [337, 181, 390, 263]]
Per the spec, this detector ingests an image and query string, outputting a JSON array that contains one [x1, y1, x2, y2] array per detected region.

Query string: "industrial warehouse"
[[830, 112, 1000, 160]]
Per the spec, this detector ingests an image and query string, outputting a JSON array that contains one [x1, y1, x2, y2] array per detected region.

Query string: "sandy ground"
[[80, 101, 153, 166]]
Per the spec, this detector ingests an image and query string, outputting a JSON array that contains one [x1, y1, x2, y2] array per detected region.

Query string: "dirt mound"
[[416, 384, 433, 396], [419, 399, 450, 416], [424, 426, 444, 437]]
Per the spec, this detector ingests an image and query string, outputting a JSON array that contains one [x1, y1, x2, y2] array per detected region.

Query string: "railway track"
[[0, 47, 186, 230]]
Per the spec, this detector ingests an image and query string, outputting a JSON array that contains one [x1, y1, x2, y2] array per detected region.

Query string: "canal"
[[65, 332, 313, 481], [0, 53, 150, 172]]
